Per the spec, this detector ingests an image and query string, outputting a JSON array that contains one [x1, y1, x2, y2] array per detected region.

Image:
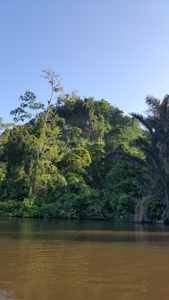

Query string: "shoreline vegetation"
[[1, 69, 169, 224]]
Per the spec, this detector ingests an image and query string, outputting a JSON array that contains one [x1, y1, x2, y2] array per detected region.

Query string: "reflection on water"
[[0, 218, 169, 300]]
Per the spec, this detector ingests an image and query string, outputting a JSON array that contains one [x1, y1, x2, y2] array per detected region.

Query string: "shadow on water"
[[0, 217, 169, 243], [1, 217, 169, 300]]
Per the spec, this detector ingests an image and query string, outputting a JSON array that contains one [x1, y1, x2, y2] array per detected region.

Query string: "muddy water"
[[0, 218, 169, 300]]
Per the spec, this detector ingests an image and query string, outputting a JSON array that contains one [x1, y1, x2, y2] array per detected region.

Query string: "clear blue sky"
[[1, 0, 169, 124]]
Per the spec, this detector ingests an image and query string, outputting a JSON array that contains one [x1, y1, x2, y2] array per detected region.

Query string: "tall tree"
[[131, 94, 169, 223], [10, 69, 63, 127]]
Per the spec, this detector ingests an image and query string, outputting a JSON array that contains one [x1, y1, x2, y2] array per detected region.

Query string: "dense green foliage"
[[1, 70, 169, 223]]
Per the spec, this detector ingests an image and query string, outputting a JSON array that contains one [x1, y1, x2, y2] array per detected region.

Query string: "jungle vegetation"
[[0, 69, 169, 224]]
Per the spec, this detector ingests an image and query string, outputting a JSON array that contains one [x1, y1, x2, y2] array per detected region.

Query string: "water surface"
[[0, 217, 169, 300]]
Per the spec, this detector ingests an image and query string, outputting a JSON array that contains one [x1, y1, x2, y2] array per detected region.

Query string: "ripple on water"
[[0, 218, 169, 300]]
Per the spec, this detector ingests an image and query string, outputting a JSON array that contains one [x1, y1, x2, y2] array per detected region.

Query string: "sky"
[[1, 0, 169, 124]]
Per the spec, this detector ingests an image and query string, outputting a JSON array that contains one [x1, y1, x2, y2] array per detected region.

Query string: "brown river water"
[[0, 217, 169, 300]]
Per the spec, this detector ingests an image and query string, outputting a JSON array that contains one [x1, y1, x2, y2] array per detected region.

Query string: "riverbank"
[[0, 200, 134, 221]]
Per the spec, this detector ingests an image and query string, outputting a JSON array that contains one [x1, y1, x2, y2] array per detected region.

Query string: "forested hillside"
[[0, 70, 169, 224]]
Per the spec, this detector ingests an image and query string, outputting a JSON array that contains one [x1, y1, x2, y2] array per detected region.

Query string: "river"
[[0, 217, 169, 300]]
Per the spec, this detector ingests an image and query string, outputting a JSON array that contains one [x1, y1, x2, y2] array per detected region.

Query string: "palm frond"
[[130, 113, 154, 134]]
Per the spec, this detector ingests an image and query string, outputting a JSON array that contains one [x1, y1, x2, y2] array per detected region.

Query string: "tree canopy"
[[0, 70, 168, 223]]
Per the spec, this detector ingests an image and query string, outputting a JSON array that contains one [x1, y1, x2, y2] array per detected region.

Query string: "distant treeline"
[[0, 70, 169, 224]]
